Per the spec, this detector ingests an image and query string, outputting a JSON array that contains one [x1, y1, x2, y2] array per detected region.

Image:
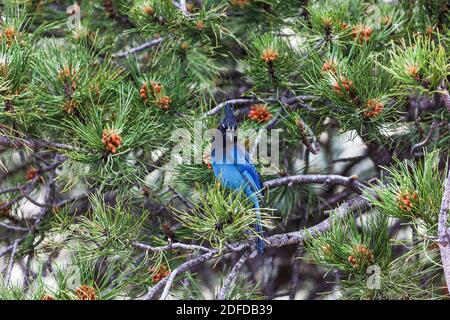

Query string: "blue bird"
[[210, 103, 265, 254]]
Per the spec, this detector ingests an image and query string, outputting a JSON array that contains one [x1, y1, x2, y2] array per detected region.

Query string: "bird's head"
[[218, 103, 238, 140]]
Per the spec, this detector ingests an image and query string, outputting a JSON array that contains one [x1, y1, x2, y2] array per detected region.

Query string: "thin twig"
[[216, 250, 251, 300], [0, 167, 59, 260], [31, 163, 57, 230], [112, 37, 164, 58], [206, 98, 262, 116], [4, 239, 20, 284], [0, 180, 35, 196], [159, 268, 179, 300], [225, 242, 247, 252], [0, 222, 28, 232], [205, 95, 316, 116], [167, 185, 193, 209], [145, 250, 217, 300], [289, 248, 302, 300], [0, 238, 24, 258], [411, 120, 438, 155], [0, 135, 80, 152], [19, 186, 53, 208]]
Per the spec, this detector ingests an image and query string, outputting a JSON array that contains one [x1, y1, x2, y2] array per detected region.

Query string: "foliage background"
[[0, 0, 449, 300]]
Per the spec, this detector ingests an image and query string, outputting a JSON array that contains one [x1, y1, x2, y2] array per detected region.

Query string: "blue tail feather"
[[254, 202, 265, 254]]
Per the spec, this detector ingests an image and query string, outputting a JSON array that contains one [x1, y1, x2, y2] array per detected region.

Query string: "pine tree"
[[0, 0, 449, 300]]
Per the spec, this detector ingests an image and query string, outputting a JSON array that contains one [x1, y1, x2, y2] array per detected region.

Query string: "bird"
[[210, 103, 265, 254]]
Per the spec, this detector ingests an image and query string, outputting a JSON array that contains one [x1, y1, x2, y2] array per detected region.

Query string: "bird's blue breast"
[[212, 163, 252, 195], [211, 140, 262, 198]]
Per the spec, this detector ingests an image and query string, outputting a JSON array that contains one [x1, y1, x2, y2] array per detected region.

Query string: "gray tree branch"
[[216, 250, 251, 300], [263, 174, 366, 194], [438, 170, 450, 291]]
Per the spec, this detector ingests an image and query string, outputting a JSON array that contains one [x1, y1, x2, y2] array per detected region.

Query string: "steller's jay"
[[210, 103, 265, 254]]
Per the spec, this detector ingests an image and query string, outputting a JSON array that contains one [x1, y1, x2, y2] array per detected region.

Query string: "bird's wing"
[[239, 163, 263, 192], [233, 143, 265, 201]]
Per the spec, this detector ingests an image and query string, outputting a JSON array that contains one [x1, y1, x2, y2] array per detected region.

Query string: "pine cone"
[[140, 83, 148, 101], [322, 59, 337, 73], [332, 76, 353, 95], [248, 104, 272, 122], [0, 202, 11, 217], [150, 265, 170, 283], [151, 82, 162, 94], [397, 190, 418, 212], [196, 20, 205, 30], [26, 167, 38, 181], [352, 24, 373, 43], [75, 285, 96, 300], [261, 48, 279, 64], [142, 5, 154, 16], [157, 96, 171, 110], [102, 129, 122, 154], [363, 99, 384, 118]]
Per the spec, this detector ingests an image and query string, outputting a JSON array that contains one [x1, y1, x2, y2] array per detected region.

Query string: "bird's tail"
[[247, 193, 264, 254], [255, 208, 264, 254], [252, 198, 264, 254]]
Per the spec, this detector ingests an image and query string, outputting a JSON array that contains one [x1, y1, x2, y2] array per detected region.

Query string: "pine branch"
[[264, 174, 366, 194], [438, 170, 450, 292], [19, 187, 53, 208], [289, 249, 301, 300], [411, 120, 438, 155], [143, 196, 370, 299], [133, 241, 213, 253], [205, 95, 316, 116], [0, 222, 29, 232], [145, 250, 217, 300], [265, 196, 370, 248], [0, 238, 24, 258], [0, 179, 38, 196], [53, 192, 92, 208], [216, 250, 251, 300], [159, 266, 180, 300], [112, 37, 164, 58], [0, 166, 58, 264], [3, 238, 20, 284], [206, 98, 262, 116], [1, 157, 63, 210], [0, 135, 80, 152]]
